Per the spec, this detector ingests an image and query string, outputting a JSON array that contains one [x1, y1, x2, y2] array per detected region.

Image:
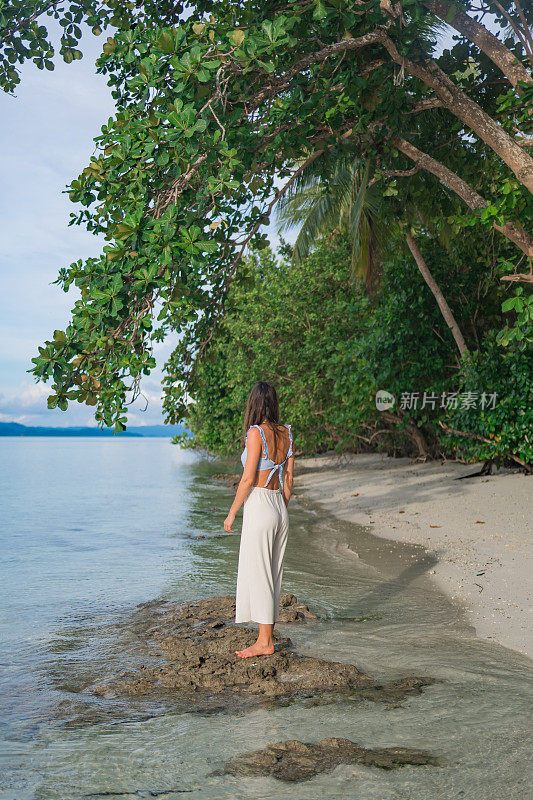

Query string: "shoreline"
[[294, 453, 532, 659]]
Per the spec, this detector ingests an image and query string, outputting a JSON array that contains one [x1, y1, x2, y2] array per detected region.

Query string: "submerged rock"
[[221, 736, 441, 782], [211, 472, 241, 488], [135, 592, 318, 626], [89, 594, 434, 710]]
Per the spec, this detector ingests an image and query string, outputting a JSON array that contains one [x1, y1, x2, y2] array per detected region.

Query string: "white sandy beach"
[[295, 453, 532, 659]]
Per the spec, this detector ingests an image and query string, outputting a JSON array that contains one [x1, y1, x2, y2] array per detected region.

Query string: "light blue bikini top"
[[241, 424, 293, 488]]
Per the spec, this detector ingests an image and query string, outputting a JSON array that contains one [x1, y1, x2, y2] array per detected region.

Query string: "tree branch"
[[405, 230, 469, 355], [377, 30, 533, 193], [406, 96, 443, 113], [422, 1, 533, 87], [391, 134, 533, 259], [488, 0, 533, 70], [438, 420, 532, 471]]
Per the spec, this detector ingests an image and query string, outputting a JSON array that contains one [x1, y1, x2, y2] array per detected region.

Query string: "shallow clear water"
[[0, 438, 532, 799]]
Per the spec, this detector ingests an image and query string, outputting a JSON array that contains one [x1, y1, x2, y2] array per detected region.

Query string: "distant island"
[[0, 422, 187, 438]]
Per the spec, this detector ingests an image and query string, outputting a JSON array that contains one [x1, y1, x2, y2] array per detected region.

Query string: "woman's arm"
[[282, 448, 295, 507], [223, 428, 262, 532]]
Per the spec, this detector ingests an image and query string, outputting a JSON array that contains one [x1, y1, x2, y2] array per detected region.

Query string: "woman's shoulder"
[[245, 424, 264, 440], [247, 422, 292, 435]]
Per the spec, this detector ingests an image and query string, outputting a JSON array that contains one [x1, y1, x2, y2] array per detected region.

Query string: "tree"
[[276, 150, 385, 290], [20, 1, 531, 430], [0, 1, 185, 93], [182, 232, 532, 468], [180, 239, 378, 455], [275, 146, 470, 354]]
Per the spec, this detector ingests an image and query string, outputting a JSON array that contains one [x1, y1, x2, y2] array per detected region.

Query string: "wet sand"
[[295, 454, 532, 658]]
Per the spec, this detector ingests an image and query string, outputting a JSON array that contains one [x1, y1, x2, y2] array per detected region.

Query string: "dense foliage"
[[181, 233, 532, 468], [441, 336, 533, 468], [179, 239, 375, 454]]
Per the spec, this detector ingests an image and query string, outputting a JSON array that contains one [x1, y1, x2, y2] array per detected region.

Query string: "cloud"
[[0, 381, 49, 410], [0, 17, 291, 422], [0, 377, 168, 428]]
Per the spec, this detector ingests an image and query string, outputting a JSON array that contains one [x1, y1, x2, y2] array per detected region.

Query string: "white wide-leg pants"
[[235, 486, 289, 624]]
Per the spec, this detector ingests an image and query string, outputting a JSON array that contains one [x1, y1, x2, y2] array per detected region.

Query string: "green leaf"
[[501, 297, 517, 312], [53, 330, 67, 345], [102, 37, 116, 55], [313, 1, 327, 20], [157, 32, 174, 53]]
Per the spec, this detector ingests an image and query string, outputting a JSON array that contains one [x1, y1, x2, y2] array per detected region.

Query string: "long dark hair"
[[243, 381, 285, 454]]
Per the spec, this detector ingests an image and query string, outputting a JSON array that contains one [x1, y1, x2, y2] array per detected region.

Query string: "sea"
[[0, 437, 532, 799]]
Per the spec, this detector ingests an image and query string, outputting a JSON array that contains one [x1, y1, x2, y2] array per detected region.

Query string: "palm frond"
[[292, 193, 338, 262], [275, 152, 389, 291]]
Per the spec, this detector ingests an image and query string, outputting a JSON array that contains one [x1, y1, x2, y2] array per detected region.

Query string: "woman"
[[223, 381, 295, 659]]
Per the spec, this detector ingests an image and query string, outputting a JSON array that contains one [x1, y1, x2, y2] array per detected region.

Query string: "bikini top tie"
[[240, 424, 293, 488]]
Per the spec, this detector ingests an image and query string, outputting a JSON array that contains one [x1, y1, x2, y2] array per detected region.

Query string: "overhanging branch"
[[391, 134, 533, 260], [422, 1, 533, 87]]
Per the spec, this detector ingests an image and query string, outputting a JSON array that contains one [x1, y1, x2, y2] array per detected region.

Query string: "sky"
[[0, 19, 292, 428], [0, 24, 185, 427], [0, 16, 458, 428]]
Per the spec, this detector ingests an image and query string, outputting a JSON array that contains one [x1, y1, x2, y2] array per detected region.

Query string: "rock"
[[211, 472, 241, 488], [88, 594, 434, 711], [221, 736, 441, 781], [135, 592, 317, 625], [278, 592, 319, 621]]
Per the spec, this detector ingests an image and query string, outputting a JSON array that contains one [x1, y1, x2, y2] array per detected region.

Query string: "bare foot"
[[235, 642, 275, 658]]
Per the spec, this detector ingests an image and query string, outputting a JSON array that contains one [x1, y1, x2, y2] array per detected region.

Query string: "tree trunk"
[[380, 410, 432, 459], [405, 230, 469, 357], [392, 135, 533, 258], [422, 1, 533, 89], [378, 33, 533, 194]]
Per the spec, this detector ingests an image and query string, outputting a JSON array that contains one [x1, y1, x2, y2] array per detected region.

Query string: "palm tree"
[[276, 145, 385, 294], [275, 145, 469, 356]]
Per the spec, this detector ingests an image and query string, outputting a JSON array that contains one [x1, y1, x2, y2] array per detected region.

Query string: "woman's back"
[[242, 421, 293, 489], [259, 421, 291, 465]]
